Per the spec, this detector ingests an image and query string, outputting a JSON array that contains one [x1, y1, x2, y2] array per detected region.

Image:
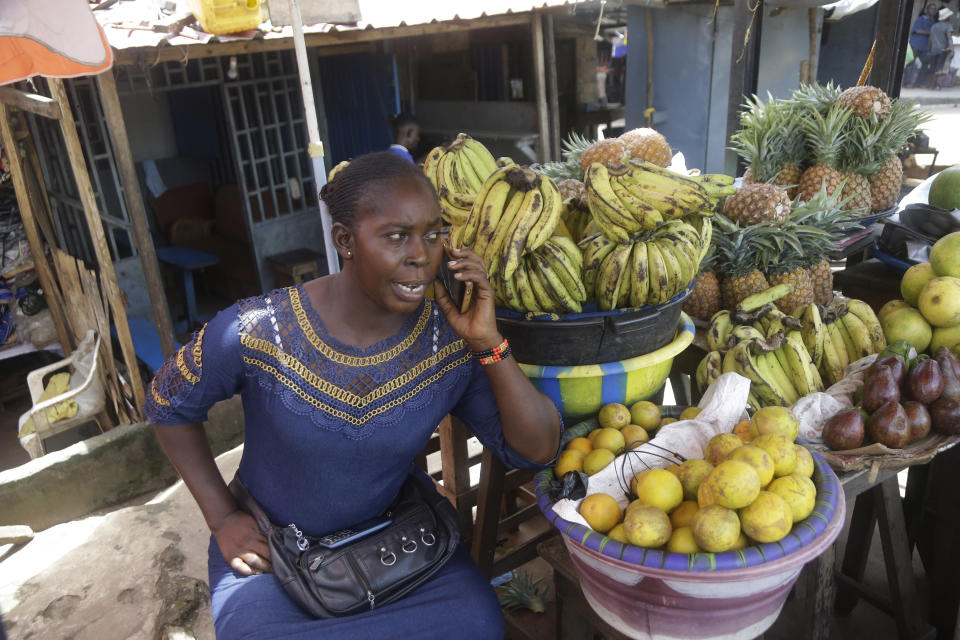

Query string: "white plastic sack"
[[552, 373, 751, 527]]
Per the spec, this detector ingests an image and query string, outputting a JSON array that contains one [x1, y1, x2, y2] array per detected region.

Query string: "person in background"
[[387, 112, 420, 163], [928, 7, 956, 87], [909, 3, 940, 87]]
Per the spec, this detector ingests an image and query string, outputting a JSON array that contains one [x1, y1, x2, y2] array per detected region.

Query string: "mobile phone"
[[438, 253, 474, 314], [316, 515, 393, 549]]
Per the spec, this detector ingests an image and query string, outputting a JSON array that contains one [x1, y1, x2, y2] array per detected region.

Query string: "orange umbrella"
[[0, 0, 112, 86]]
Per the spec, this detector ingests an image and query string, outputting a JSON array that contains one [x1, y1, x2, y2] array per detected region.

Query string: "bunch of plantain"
[[494, 234, 587, 314], [697, 284, 825, 410], [422, 133, 499, 227], [459, 164, 565, 286], [583, 159, 734, 243], [790, 298, 886, 386], [580, 219, 703, 311]]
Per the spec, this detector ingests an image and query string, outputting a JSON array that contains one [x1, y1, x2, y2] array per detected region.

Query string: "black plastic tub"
[[495, 284, 693, 366]]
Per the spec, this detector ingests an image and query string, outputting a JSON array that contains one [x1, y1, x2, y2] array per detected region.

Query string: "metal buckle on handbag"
[[289, 523, 310, 551]]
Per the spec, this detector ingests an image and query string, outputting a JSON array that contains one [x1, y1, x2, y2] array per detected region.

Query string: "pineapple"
[[683, 250, 721, 320], [534, 132, 593, 181], [497, 571, 549, 613], [557, 178, 586, 202], [789, 184, 854, 305], [766, 266, 816, 314], [731, 97, 805, 198], [869, 156, 904, 212], [836, 85, 892, 120], [619, 128, 672, 167], [580, 138, 627, 172], [807, 258, 834, 305], [714, 217, 769, 310], [787, 81, 843, 116], [722, 182, 791, 226], [860, 101, 931, 211], [797, 103, 853, 202]]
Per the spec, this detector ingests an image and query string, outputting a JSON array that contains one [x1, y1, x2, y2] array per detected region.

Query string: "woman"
[[387, 112, 420, 163], [145, 151, 563, 639]]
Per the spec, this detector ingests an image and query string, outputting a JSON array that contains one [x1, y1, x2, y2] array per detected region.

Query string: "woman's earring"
[[346, 251, 353, 258]]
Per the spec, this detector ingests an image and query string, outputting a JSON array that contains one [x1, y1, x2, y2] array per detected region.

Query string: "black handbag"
[[229, 468, 461, 618]]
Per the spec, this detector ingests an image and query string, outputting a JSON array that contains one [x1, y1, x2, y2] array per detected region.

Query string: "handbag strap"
[[228, 477, 273, 536]]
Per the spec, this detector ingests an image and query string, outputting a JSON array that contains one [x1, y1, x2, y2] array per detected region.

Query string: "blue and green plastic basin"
[[517, 313, 695, 423]]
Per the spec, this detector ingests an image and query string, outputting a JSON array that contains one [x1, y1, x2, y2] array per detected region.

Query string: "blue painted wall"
[[625, 5, 812, 175]]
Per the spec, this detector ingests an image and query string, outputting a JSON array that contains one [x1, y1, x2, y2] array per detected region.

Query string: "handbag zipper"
[[344, 553, 376, 609]]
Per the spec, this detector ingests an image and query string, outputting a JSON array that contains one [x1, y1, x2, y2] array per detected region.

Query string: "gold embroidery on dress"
[[193, 325, 206, 369], [175, 345, 199, 384], [151, 379, 171, 406], [289, 288, 431, 366], [241, 353, 471, 425], [240, 334, 466, 408]]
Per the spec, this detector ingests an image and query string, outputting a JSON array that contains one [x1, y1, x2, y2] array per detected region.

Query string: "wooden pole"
[[289, 0, 339, 276], [48, 77, 145, 414], [807, 8, 823, 85], [531, 12, 551, 163], [0, 104, 72, 353], [96, 69, 177, 360], [726, 0, 764, 174], [544, 14, 561, 161], [871, 0, 914, 98]]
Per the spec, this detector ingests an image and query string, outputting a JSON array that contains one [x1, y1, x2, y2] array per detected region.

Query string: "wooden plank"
[[870, 0, 914, 98], [0, 87, 61, 120], [544, 13, 561, 161], [806, 9, 823, 85], [472, 447, 507, 577], [531, 13, 551, 163], [874, 476, 927, 638], [438, 414, 474, 532], [96, 69, 177, 360], [797, 543, 836, 640], [78, 263, 119, 430], [48, 78, 145, 413], [0, 103, 73, 353], [834, 488, 877, 615], [725, 0, 764, 174], [113, 13, 535, 67]]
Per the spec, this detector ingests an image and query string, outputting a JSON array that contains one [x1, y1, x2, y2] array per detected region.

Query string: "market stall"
[[410, 69, 959, 635]]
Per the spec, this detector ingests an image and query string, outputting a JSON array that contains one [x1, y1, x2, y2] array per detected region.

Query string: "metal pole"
[[289, 0, 339, 275]]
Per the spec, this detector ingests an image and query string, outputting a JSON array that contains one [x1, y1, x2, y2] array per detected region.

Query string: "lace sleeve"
[[143, 304, 244, 425]]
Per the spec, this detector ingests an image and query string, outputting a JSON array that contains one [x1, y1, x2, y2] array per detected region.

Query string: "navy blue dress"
[[144, 286, 555, 638]]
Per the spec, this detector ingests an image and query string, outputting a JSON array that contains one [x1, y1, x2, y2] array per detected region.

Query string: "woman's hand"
[[433, 245, 503, 351], [212, 509, 272, 576]]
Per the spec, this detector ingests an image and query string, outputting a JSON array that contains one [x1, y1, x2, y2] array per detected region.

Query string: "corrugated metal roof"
[[96, 0, 582, 53]]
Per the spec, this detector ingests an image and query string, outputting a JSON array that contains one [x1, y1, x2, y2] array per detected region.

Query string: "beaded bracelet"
[[472, 339, 511, 366]]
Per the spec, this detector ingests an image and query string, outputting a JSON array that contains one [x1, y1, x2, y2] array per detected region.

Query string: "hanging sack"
[[230, 467, 461, 618]]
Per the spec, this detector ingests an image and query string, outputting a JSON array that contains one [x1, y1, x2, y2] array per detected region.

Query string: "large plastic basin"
[[516, 312, 695, 423], [534, 421, 846, 640]]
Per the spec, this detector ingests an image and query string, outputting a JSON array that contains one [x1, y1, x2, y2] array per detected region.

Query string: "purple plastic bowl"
[[535, 422, 847, 639]]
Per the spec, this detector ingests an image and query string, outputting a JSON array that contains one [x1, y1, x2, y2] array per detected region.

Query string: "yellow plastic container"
[[188, 0, 262, 34]]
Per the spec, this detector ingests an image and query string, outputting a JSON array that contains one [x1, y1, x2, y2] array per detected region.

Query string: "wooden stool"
[[416, 414, 553, 576], [267, 248, 323, 286]]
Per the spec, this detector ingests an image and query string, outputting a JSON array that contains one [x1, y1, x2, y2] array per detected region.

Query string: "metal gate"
[[221, 54, 326, 292]]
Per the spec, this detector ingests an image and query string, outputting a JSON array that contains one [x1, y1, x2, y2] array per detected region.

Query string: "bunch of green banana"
[[422, 133, 498, 227], [583, 160, 732, 244], [579, 218, 701, 311], [495, 234, 586, 314], [798, 297, 887, 385], [462, 164, 563, 285], [697, 285, 825, 403]]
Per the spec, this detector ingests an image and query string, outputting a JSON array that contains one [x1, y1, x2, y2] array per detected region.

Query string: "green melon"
[[929, 165, 960, 211]]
